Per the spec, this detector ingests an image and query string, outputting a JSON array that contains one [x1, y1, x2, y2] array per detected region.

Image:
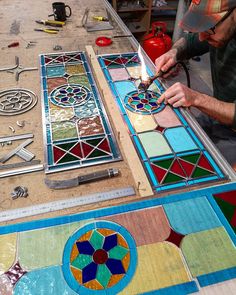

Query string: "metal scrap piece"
[[0, 56, 19, 72], [11, 186, 28, 200]]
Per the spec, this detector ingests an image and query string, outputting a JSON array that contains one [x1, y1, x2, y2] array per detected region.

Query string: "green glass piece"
[[144, 104, 151, 110], [108, 245, 129, 260], [52, 123, 77, 141], [164, 172, 184, 184], [68, 75, 91, 90], [139, 93, 144, 99], [153, 158, 173, 170], [88, 149, 107, 159], [90, 230, 104, 250], [130, 101, 139, 105], [96, 264, 112, 288], [69, 97, 75, 103], [215, 198, 236, 233], [58, 152, 79, 163], [181, 154, 200, 164], [71, 254, 92, 270], [86, 138, 102, 147], [58, 142, 76, 151], [67, 87, 73, 93], [192, 167, 213, 178]]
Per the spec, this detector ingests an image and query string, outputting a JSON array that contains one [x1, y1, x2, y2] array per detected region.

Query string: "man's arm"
[[159, 82, 236, 127]]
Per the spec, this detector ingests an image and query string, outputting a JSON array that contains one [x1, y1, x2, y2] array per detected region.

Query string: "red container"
[[143, 22, 172, 63]]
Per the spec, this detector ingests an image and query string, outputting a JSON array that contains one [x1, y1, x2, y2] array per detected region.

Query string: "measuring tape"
[[0, 186, 135, 222]]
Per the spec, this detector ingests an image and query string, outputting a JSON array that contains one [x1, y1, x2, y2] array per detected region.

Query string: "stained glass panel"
[[98, 53, 227, 192], [40, 51, 121, 173]]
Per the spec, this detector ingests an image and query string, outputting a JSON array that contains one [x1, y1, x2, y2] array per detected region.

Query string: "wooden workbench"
[[0, 1, 236, 294]]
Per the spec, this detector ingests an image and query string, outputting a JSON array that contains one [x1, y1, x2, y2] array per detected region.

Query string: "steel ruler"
[[0, 186, 135, 222]]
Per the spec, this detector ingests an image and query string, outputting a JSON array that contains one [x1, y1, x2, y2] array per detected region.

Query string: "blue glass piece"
[[46, 65, 65, 77], [132, 96, 139, 100], [61, 97, 68, 102], [76, 241, 94, 255], [137, 103, 144, 109], [164, 127, 198, 153], [106, 258, 125, 275], [82, 262, 98, 283], [59, 89, 67, 94], [73, 88, 80, 93], [114, 81, 136, 100], [150, 102, 158, 106], [103, 234, 117, 251]]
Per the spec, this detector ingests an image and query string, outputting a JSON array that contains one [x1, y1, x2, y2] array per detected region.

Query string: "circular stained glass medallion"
[[62, 221, 137, 295], [50, 84, 92, 108], [124, 90, 165, 114]]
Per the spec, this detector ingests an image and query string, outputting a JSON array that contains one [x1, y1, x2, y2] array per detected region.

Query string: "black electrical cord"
[[175, 61, 191, 88]]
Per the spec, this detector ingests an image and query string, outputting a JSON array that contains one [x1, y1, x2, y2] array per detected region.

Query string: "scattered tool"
[[93, 16, 109, 21], [0, 186, 135, 222], [34, 28, 59, 34], [45, 168, 120, 189], [11, 186, 28, 200], [82, 8, 113, 32], [35, 20, 65, 27], [1, 42, 19, 50]]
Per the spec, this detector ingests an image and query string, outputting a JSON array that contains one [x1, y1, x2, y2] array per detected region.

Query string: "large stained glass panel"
[[97, 53, 227, 192], [40, 51, 120, 173]]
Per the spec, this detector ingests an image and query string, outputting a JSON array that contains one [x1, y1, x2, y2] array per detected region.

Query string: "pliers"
[[34, 28, 59, 34]]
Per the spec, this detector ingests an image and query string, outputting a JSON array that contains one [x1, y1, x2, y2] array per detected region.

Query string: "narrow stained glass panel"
[[40, 51, 121, 173], [97, 53, 227, 192]]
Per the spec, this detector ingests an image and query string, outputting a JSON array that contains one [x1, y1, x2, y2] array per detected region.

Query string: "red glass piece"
[[82, 142, 95, 157], [5, 261, 27, 286], [155, 125, 165, 133], [115, 57, 125, 64], [104, 59, 112, 66], [53, 146, 66, 163], [166, 228, 185, 247], [70, 143, 83, 158], [93, 249, 108, 264], [198, 154, 214, 172], [97, 138, 111, 153], [151, 163, 167, 183], [170, 160, 186, 178], [131, 56, 139, 63], [213, 190, 236, 205], [45, 57, 52, 64], [178, 159, 195, 177]]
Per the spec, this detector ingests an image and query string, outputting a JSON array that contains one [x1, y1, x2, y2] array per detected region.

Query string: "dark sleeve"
[[233, 102, 236, 129], [184, 33, 209, 59]]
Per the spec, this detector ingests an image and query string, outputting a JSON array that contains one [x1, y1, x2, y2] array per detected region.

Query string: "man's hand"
[[155, 49, 178, 78], [158, 82, 201, 108]]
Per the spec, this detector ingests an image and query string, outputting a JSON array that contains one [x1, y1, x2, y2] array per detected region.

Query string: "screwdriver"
[[93, 16, 109, 21], [1, 42, 19, 49]]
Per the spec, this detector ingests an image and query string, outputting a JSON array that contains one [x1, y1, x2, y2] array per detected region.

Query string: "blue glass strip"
[[144, 161, 158, 186], [140, 281, 198, 295], [186, 126, 204, 149], [188, 175, 219, 185], [133, 135, 147, 160], [197, 266, 236, 287]]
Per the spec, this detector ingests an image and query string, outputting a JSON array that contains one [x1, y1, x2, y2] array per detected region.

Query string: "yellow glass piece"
[[127, 66, 142, 79], [97, 228, 114, 237], [66, 64, 85, 75], [119, 242, 191, 294], [117, 233, 128, 249], [70, 244, 79, 262], [84, 279, 103, 290], [122, 252, 130, 272], [126, 109, 157, 133], [70, 266, 82, 284], [107, 274, 124, 288], [49, 101, 74, 122], [0, 233, 17, 274], [78, 230, 92, 242]]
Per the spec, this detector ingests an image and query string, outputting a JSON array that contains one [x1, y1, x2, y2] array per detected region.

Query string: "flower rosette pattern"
[[124, 90, 165, 115], [50, 84, 92, 108], [62, 221, 137, 294]]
